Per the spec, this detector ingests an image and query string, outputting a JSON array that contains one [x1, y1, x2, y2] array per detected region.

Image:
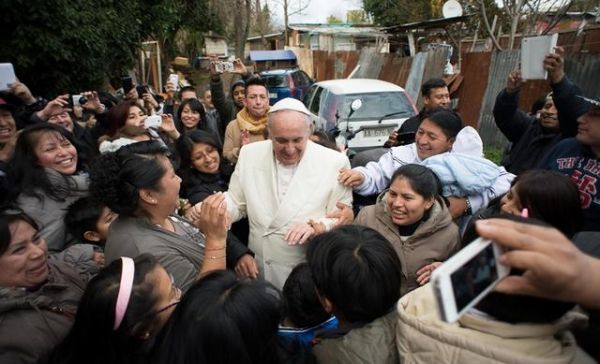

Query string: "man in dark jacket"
[[210, 58, 251, 127], [493, 70, 561, 175], [383, 78, 450, 147], [539, 47, 600, 232]]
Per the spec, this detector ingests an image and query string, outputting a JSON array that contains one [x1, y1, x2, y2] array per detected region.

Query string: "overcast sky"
[[268, 0, 364, 25]]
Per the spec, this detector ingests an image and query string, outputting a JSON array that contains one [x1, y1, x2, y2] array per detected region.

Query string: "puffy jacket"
[[396, 285, 595, 364], [0, 260, 88, 364], [355, 196, 460, 296]]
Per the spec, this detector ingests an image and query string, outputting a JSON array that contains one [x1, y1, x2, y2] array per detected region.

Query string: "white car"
[[303, 79, 417, 150]]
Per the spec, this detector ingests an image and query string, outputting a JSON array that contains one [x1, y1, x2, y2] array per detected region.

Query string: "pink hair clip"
[[521, 208, 529, 218]]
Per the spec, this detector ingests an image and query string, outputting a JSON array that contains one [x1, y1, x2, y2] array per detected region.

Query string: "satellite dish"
[[442, 0, 463, 18]]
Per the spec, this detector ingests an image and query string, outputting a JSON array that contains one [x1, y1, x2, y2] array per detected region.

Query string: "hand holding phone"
[[0, 63, 17, 91], [144, 115, 162, 129], [431, 237, 509, 323]]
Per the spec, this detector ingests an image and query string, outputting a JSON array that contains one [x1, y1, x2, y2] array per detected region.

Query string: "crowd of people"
[[0, 47, 599, 364]]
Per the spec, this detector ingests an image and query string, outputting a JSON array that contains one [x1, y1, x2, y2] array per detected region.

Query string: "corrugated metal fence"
[[307, 45, 599, 149], [478, 51, 600, 148]]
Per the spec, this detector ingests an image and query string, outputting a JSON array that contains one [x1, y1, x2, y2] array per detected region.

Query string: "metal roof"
[[288, 24, 387, 38], [249, 50, 297, 62], [383, 15, 472, 32]]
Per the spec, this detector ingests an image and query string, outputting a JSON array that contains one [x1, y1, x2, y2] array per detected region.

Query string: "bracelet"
[[205, 246, 226, 251], [207, 254, 226, 260], [463, 198, 472, 216]]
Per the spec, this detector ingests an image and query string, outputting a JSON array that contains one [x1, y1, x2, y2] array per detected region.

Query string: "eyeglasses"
[[125, 273, 181, 330]]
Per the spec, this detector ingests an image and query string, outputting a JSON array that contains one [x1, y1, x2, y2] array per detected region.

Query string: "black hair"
[[175, 98, 207, 134], [531, 94, 549, 115], [8, 123, 82, 202], [390, 164, 443, 201], [89, 140, 170, 217], [244, 77, 268, 97], [176, 129, 221, 171], [421, 78, 447, 98], [178, 86, 197, 98], [0, 207, 39, 256], [65, 197, 105, 244], [470, 215, 576, 324], [307, 225, 402, 323], [281, 262, 331, 329], [512, 169, 582, 238], [51, 254, 162, 364], [152, 270, 281, 364], [420, 107, 463, 140]]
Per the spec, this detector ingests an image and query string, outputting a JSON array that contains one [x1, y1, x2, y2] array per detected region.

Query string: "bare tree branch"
[[480, 0, 504, 50]]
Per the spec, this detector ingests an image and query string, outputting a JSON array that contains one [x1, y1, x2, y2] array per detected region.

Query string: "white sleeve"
[[224, 159, 247, 223], [467, 167, 515, 211], [354, 149, 399, 196]]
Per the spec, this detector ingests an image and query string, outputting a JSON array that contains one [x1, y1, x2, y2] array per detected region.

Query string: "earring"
[[142, 332, 151, 340]]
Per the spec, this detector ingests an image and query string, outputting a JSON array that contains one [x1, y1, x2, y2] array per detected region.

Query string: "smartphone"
[[71, 94, 88, 107], [215, 61, 234, 73], [0, 63, 16, 91], [168, 73, 179, 89], [121, 76, 133, 94], [136, 85, 149, 96], [431, 237, 510, 323], [144, 115, 162, 129]]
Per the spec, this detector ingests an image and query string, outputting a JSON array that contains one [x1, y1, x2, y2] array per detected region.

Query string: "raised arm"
[[493, 70, 535, 143]]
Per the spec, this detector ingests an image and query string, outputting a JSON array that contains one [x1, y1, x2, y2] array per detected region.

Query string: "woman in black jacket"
[[177, 130, 250, 247]]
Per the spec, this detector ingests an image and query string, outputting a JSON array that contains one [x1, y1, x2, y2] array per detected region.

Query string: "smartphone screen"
[[122, 77, 133, 94], [450, 244, 498, 312]]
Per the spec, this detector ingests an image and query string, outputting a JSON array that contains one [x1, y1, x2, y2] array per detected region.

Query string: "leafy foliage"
[[362, 0, 433, 26], [0, 0, 216, 97]]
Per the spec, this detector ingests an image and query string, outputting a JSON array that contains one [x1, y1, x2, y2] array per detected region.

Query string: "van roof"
[[315, 79, 405, 94]]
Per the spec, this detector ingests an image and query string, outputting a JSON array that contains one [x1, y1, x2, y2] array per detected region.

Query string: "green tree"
[[346, 9, 369, 24], [362, 0, 432, 26], [0, 0, 217, 97]]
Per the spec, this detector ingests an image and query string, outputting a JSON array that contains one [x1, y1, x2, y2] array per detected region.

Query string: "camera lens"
[[79, 96, 88, 105]]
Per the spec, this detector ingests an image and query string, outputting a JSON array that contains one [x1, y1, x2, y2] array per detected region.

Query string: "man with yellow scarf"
[[223, 77, 270, 163]]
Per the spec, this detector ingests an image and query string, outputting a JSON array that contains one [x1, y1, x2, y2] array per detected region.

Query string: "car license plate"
[[363, 127, 395, 138], [269, 93, 277, 99]]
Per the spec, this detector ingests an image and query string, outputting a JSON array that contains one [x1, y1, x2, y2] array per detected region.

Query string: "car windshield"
[[262, 74, 289, 88], [327, 91, 415, 121]]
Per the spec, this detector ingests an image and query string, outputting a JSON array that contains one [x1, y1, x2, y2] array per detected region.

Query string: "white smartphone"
[[0, 63, 17, 91], [144, 115, 162, 129], [431, 237, 510, 323], [168, 73, 179, 90]]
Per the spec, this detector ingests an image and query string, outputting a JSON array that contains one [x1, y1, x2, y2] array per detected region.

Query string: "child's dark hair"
[[420, 107, 463, 140], [152, 270, 281, 364], [281, 263, 331, 328], [65, 197, 104, 244], [307, 225, 402, 323], [512, 169, 581, 237]]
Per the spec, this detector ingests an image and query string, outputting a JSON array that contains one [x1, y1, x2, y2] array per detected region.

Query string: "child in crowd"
[[278, 263, 338, 354], [307, 225, 402, 364], [65, 197, 118, 247]]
